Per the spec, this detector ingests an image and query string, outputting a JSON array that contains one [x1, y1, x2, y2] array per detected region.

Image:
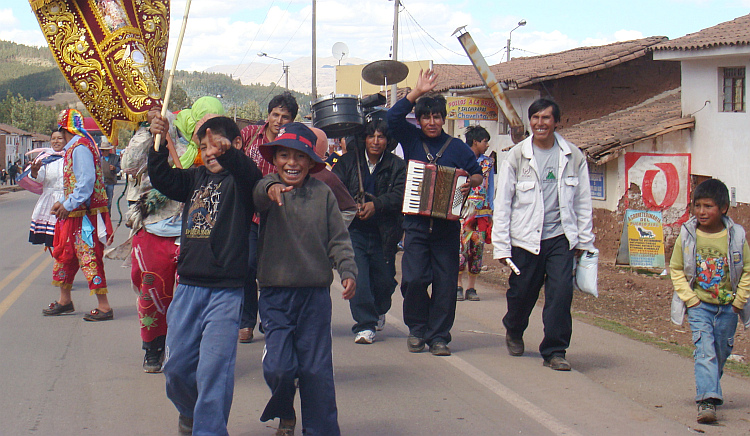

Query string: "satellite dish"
[[332, 42, 349, 64]]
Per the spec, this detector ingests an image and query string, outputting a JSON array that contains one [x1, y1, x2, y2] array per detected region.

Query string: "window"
[[722, 67, 745, 112]]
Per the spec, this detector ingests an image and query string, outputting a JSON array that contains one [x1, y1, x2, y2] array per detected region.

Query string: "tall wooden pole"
[[311, 0, 317, 98], [155, 0, 192, 151], [390, 0, 399, 107]]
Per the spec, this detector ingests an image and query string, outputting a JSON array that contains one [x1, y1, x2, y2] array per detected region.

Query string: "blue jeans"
[[163, 284, 243, 436], [259, 287, 340, 436], [349, 229, 392, 333], [687, 302, 738, 404]]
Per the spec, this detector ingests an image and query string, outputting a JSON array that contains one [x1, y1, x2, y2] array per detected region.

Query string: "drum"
[[311, 94, 364, 137]]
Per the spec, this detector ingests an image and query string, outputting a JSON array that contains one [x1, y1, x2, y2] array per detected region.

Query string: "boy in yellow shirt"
[[670, 179, 750, 424]]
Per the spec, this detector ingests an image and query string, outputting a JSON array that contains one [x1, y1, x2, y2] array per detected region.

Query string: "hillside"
[[172, 70, 314, 117], [0, 41, 69, 100], [0, 40, 314, 117]]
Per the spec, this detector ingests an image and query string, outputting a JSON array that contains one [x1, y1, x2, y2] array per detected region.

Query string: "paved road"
[[2, 186, 750, 435]]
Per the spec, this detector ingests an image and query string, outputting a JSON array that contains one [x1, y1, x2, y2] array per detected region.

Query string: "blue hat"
[[260, 122, 326, 173]]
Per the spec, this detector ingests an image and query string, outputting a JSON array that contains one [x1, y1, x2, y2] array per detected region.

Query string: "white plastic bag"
[[573, 249, 599, 297]]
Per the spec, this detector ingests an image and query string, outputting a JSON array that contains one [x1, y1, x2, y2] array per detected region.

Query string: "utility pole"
[[312, 0, 317, 98], [390, 0, 399, 107]]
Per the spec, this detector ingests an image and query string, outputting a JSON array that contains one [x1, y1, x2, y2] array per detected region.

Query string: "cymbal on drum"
[[361, 60, 409, 86]]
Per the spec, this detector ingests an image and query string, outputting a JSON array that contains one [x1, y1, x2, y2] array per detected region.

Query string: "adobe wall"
[[528, 53, 681, 127], [594, 194, 750, 265]]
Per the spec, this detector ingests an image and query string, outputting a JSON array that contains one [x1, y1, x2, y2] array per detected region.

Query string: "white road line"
[[384, 313, 583, 436]]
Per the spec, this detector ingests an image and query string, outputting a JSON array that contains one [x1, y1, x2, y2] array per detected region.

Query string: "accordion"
[[402, 160, 469, 221]]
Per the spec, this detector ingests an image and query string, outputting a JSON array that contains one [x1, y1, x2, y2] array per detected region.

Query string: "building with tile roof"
[[654, 14, 750, 205], [0, 123, 33, 170]]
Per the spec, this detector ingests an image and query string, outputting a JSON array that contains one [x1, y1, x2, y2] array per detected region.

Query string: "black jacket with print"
[[149, 145, 262, 288]]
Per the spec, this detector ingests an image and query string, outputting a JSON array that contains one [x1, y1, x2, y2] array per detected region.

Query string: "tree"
[[165, 83, 192, 112], [235, 99, 263, 122]]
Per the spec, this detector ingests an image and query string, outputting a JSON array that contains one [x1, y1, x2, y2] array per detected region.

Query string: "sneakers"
[[143, 336, 166, 373], [376, 314, 386, 331], [429, 341, 451, 356], [354, 330, 375, 344], [178, 414, 193, 435], [276, 417, 296, 436], [407, 335, 426, 353], [505, 335, 524, 356], [42, 301, 74, 316], [465, 288, 480, 301], [239, 327, 254, 343], [543, 355, 571, 371], [456, 286, 465, 301], [697, 400, 717, 424], [83, 308, 114, 321]]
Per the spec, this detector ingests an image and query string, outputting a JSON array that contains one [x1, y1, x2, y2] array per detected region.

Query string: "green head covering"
[[175, 96, 226, 168]]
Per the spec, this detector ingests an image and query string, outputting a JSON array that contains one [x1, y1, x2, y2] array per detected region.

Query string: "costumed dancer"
[[43, 109, 114, 321], [457, 125, 494, 302], [28, 130, 66, 247]]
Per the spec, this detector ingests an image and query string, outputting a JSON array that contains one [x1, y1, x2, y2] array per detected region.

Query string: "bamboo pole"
[[155, 0, 192, 151]]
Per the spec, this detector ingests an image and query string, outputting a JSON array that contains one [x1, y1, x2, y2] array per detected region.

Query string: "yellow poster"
[[626, 210, 665, 268], [446, 97, 499, 121]]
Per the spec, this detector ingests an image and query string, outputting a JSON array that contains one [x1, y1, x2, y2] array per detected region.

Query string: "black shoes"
[[178, 414, 193, 434], [143, 335, 166, 373], [464, 288, 480, 301], [456, 286, 464, 301], [430, 341, 451, 356], [42, 301, 74, 316], [505, 335, 524, 356], [407, 335, 426, 353], [543, 355, 571, 371]]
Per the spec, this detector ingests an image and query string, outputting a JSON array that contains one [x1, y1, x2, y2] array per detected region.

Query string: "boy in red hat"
[[253, 122, 357, 436]]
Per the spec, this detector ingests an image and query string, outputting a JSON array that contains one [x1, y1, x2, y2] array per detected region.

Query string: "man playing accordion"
[[387, 69, 483, 356]]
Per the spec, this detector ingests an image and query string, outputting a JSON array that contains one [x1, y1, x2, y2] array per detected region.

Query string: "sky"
[[1, 0, 748, 80]]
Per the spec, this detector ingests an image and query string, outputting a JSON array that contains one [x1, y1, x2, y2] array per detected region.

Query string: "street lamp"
[[506, 19, 526, 62], [258, 52, 289, 90]]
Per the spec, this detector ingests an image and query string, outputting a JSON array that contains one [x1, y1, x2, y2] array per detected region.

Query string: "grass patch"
[[573, 312, 750, 378]]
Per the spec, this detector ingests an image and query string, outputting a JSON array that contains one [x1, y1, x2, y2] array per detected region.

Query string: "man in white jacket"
[[492, 98, 595, 371]]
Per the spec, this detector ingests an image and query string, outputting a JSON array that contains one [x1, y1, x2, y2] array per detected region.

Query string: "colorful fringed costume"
[[52, 110, 113, 294]]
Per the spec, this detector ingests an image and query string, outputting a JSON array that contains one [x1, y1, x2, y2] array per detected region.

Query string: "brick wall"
[[528, 53, 681, 128]]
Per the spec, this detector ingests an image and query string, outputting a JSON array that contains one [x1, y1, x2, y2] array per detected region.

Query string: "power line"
[[232, 0, 278, 78], [400, 4, 466, 58]]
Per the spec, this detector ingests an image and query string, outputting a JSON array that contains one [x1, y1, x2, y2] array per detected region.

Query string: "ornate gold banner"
[[30, 0, 169, 140]]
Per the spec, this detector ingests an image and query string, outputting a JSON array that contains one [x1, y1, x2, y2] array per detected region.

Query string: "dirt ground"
[[478, 248, 750, 367]]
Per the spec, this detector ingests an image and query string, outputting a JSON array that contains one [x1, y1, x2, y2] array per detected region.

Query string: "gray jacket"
[[671, 215, 750, 327], [253, 173, 357, 288]]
